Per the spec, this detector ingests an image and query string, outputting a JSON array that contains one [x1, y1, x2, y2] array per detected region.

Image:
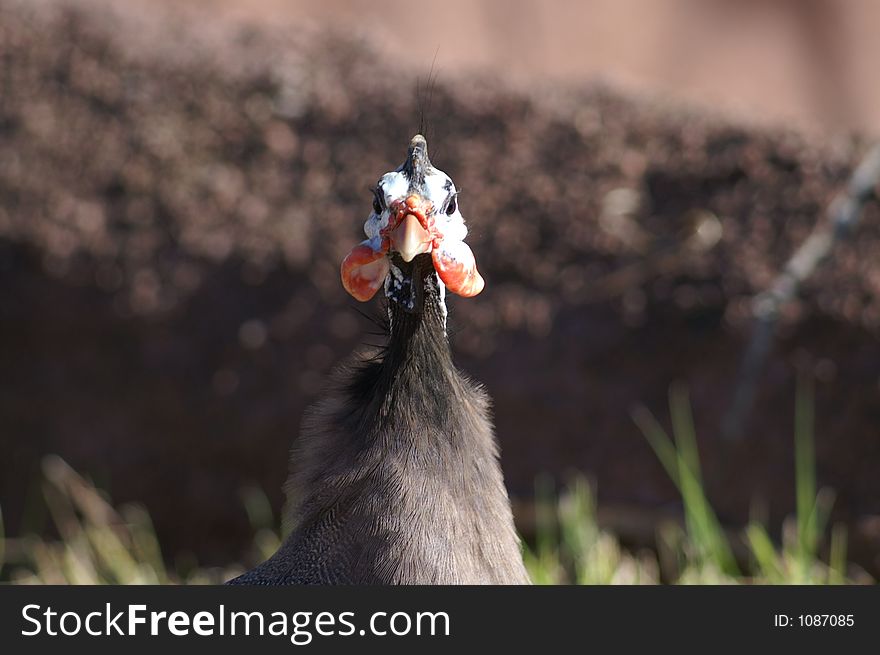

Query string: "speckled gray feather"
[[228, 255, 529, 585]]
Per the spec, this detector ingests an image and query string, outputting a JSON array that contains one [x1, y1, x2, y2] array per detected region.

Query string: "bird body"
[[229, 136, 528, 584]]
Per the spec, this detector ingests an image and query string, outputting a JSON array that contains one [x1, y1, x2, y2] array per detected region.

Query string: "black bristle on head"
[[416, 48, 440, 152]]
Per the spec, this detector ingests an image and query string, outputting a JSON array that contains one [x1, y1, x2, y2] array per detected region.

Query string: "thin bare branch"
[[721, 143, 880, 441]]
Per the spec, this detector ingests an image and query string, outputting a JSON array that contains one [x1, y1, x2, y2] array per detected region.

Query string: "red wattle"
[[432, 240, 485, 298], [341, 241, 389, 301]]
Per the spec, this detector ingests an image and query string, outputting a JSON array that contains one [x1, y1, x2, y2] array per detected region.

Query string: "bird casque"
[[229, 135, 529, 584]]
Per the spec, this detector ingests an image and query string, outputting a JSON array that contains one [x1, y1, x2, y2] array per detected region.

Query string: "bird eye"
[[445, 195, 457, 215], [372, 191, 383, 214]]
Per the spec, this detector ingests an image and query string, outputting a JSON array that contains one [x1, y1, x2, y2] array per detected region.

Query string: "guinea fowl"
[[229, 134, 529, 584]]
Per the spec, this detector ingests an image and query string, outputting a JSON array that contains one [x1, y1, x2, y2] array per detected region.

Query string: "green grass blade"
[[669, 384, 703, 487], [633, 396, 739, 577], [631, 406, 680, 487], [745, 523, 784, 582], [828, 523, 848, 585], [795, 377, 817, 571]]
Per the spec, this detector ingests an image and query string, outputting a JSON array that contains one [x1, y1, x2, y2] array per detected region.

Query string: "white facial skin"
[[363, 168, 468, 249]]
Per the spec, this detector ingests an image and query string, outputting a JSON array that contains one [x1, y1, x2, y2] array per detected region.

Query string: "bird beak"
[[388, 213, 433, 263], [384, 194, 435, 264]]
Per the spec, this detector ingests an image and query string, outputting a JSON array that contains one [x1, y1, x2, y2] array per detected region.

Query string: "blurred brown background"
[[187, 0, 880, 135], [2, 0, 879, 576]]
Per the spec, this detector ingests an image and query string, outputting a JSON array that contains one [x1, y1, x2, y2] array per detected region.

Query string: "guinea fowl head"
[[341, 134, 484, 314]]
